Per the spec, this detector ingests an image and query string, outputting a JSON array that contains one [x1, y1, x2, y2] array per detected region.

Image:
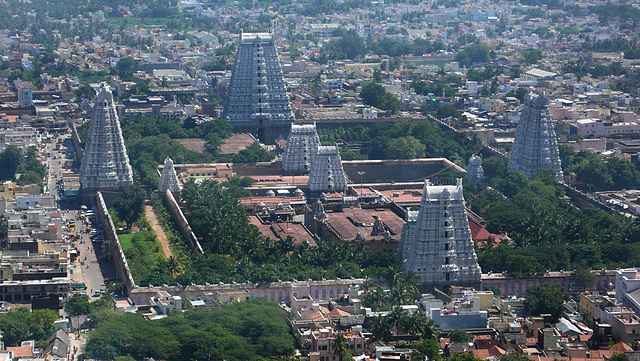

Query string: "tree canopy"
[[523, 284, 570, 322], [360, 82, 401, 114], [85, 299, 295, 361]]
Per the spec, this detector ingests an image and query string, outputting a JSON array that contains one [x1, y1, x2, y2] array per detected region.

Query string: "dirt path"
[[145, 204, 173, 259]]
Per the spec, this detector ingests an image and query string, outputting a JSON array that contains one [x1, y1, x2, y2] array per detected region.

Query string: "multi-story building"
[[310, 327, 366, 361]]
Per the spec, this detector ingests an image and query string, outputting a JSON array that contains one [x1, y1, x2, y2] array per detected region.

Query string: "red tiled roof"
[[473, 349, 491, 359], [579, 335, 591, 342], [307, 311, 326, 321], [328, 308, 351, 317], [7, 346, 33, 358], [489, 346, 506, 357], [612, 342, 633, 352], [526, 338, 537, 346], [440, 338, 450, 349]]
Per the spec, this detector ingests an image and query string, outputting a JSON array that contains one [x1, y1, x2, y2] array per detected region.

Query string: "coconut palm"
[[369, 314, 392, 342], [387, 306, 409, 335], [332, 333, 351, 361]]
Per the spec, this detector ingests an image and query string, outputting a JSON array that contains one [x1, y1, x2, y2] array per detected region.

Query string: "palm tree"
[[332, 333, 351, 361], [424, 318, 441, 340], [404, 311, 428, 338], [165, 256, 181, 277], [369, 314, 392, 342], [387, 306, 409, 336]]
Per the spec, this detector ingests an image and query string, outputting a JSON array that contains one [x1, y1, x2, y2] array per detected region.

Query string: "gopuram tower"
[[398, 179, 482, 290], [507, 92, 563, 180], [222, 31, 294, 144], [79, 83, 133, 202], [282, 123, 320, 175]]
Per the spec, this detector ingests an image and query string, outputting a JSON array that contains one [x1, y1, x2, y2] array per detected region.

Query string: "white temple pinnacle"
[[307, 145, 348, 193], [398, 178, 481, 288], [221, 32, 294, 144], [159, 157, 181, 194], [282, 123, 320, 175], [79, 83, 133, 191], [508, 92, 563, 180]]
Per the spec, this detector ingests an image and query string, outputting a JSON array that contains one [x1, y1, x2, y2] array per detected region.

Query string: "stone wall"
[[96, 192, 136, 292], [163, 189, 203, 254], [481, 270, 615, 298], [67, 118, 83, 162], [128, 278, 364, 306]]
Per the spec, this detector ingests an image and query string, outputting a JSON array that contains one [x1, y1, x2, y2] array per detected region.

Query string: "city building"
[[79, 84, 133, 198], [221, 32, 294, 144], [159, 157, 181, 194], [507, 92, 563, 180], [307, 145, 348, 194], [282, 123, 320, 175], [398, 179, 482, 289]]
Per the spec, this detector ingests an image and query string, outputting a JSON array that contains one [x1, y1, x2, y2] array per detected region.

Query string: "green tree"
[[574, 266, 597, 291], [65, 293, 93, 316], [412, 338, 441, 361], [0, 145, 23, 181], [449, 328, 472, 343], [385, 136, 426, 159], [112, 185, 146, 229], [523, 284, 570, 322], [360, 82, 401, 113], [116, 57, 139, 81], [332, 333, 351, 361], [436, 105, 461, 119], [609, 352, 630, 361], [369, 315, 392, 342]]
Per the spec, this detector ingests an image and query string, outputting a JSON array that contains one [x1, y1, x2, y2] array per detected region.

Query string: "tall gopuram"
[[221, 31, 294, 144], [282, 123, 320, 175], [307, 145, 348, 194], [507, 92, 563, 180], [79, 83, 133, 200], [398, 179, 481, 290], [466, 154, 484, 184], [159, 157, 181, 194]]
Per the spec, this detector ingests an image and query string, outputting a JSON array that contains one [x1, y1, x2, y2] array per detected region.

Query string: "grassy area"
[[118, 232, 164, 258], [118, 233, 134, 252]]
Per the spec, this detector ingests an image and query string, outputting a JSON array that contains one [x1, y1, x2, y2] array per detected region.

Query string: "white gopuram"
[[507, 92, 563, 180], [466, 154, 484, 183], [221, 31, 295, 144], [307, 145, 348, 194], [399, 179, 481, 289], [282, 123, 320, 175], [159, 157, 181, 194], [79, 83, 133, 192]]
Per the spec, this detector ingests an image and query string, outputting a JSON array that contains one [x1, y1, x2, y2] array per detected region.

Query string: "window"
[[444, 231, 449, 238], [444, 221, 450, 227], [445, 257, 450, 265], [445, 273, 450, 281], [445, 243, 449, 251]]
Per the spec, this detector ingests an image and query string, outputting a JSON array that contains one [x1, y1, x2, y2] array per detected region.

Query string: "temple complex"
[[221, 31, 294, 144], [507, 92, 563, 180], [79, 83, 133, 199], [398, 179, 482, 289], [282, 123, 320, 175]]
